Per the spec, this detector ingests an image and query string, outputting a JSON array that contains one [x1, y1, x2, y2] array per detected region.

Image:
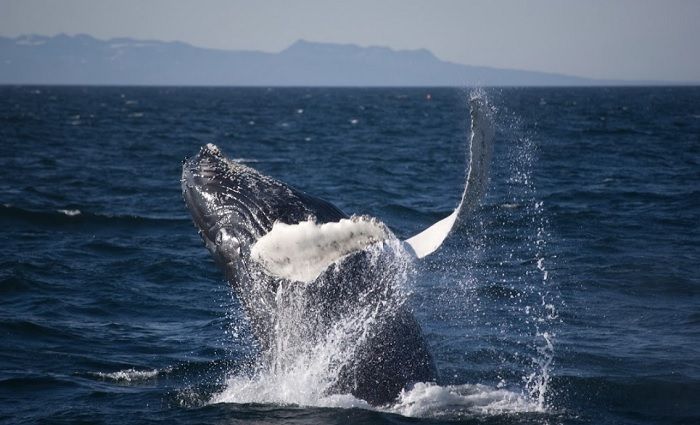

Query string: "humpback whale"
[[181, 96, 494, 406]]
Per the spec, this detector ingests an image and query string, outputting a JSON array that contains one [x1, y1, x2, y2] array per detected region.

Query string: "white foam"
[[388, 382, 541, 418], [231, 158, 260, 163], [210, 372, 371, 410], [211, 379, 541, 419], [251, 216, 392, 282]]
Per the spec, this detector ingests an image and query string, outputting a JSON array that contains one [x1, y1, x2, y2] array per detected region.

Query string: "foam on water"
[[212, 378, 539, 418], [388, 382, 541, 417]]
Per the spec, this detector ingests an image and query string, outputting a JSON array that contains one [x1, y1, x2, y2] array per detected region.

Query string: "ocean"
[[1, 86, 698, 424]]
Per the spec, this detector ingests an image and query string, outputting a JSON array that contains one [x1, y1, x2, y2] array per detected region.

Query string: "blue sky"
[[1, 0, 699, 82]]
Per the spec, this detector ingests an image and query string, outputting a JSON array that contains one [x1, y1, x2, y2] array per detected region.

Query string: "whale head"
[[182, 144, 261, 264], [181, 143, 349, 281]]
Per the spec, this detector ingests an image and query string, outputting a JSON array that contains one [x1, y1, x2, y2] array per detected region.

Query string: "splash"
[[212, 238, 413, 407], [389, 382, 540, 417], [207, 89, 557, 417], [423, 88, 558, 413], [508, 110, 558, 410], [461, 90, 558, 411]]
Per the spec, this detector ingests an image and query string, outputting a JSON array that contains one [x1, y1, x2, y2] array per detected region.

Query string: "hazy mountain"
[[0, 33, 607, 86]]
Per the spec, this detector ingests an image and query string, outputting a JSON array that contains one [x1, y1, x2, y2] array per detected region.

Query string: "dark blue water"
[[1, 86, 698, 424]]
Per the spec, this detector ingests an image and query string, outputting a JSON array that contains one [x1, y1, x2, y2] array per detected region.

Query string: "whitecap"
[[57, 209, 81, 216], [92, 368, 159, 382]]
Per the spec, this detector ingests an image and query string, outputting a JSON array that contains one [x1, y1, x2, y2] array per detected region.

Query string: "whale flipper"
[[247, 94, 496, 280], [405, 94, 495, 258], [251, 216, 392, 283]]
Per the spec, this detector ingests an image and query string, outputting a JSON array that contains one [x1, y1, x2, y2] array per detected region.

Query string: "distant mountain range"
[[0, 33, 646, 86]]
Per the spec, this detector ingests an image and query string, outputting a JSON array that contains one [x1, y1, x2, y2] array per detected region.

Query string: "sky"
[[1, 0, 699, 82]]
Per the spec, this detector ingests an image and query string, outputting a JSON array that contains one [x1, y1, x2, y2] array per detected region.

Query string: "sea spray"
[[212, 235, 542, 417], [486, 97, 559, 410], [423, 89, 559, 412], [506, 109, 559, 411], [211, 238, 414, 407]]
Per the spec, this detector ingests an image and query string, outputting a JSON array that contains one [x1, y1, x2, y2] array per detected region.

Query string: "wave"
[[89, 368, 162, 382]]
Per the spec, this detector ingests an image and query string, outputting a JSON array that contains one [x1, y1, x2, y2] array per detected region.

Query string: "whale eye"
[[216, 228, 240, 255]]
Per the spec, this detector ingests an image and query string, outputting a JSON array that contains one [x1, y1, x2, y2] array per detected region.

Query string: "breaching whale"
[[181, 96, 494, 406]]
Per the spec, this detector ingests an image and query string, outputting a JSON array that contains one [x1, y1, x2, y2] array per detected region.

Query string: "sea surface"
[[1, 86, 698, 424]]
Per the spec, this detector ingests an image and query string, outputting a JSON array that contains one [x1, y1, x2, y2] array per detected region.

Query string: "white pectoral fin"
[[404, 93, 495, 259], [250, 216, 391, 282], [404, 210, 458, 259]]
